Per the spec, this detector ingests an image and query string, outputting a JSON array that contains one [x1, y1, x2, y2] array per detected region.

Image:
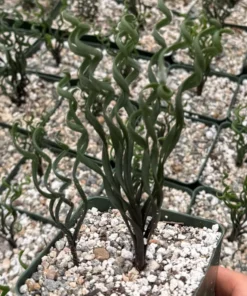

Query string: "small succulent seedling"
[[202, 0, 240, 23], [124, 0, 151, 29], [218, 173, 247, 242], [0, 177, 30, 248], [231, 104, 247, 167], [0, 11, 31, 106], [185, 14, 233, 95], [31, 0, 67, 66]]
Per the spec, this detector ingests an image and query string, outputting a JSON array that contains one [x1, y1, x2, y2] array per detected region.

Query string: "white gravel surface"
[[0, 74, 57, 125], [225, 0, 247, 26], [162, 186, 191, 213], [200, 127, 247, 193], [191, 190, 247, 274], [167, 68, 237, 119], [0, 128, 22, 182], [19, 207, 221, 296], [0, 0, 54, 21], [164, 119, 217, 184], [0, 212, 58, 296]]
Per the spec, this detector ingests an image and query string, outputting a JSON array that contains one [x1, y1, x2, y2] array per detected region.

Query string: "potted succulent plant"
[[13, 0, 230, 294]]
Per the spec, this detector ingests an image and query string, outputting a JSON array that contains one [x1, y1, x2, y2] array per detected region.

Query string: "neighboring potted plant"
[[0, 11, 30, 106], [231, 104, 247, 167], [218, 173, 247, 242], [13, 0, 230, 294]]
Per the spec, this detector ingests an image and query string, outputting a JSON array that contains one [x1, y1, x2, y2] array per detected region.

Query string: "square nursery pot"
[[15, 197, 225, 296]]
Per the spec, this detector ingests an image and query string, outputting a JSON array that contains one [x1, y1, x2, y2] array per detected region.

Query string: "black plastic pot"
[[15, 196, 224, 296]]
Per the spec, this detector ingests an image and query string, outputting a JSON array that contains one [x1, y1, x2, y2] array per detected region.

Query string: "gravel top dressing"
[[225, 0, 247, 26], [0, 0, 53, 21], [20, 208, 221, 296], [0, 213, 58, 296], [200, 128, 247, 192], [191, 190, 247, 274], [167, 69, 237, 120], [0, 128, 22, 181], [161, 186, 191, 213], [191, 0, 247, 26], [164, 119, 217, 184], [0, 74, 57, 125]]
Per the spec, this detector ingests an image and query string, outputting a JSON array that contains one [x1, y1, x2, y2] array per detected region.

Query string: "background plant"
[[31, 0, 68, 66], [185, 14, 233, 95], [202, 0, 240, 23], [0, 11, 31, 106], [0, 177, 30, 248], [218, 173, 247, 242], [125, 0, 151, 27], [59, 0, 229, 271], [74, 0, 98, 22], [231, 104, 247, 167]]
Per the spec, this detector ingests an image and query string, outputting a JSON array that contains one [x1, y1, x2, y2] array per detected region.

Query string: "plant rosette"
[[190, 187, 247, 274], [16, 197, 224, 296]]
